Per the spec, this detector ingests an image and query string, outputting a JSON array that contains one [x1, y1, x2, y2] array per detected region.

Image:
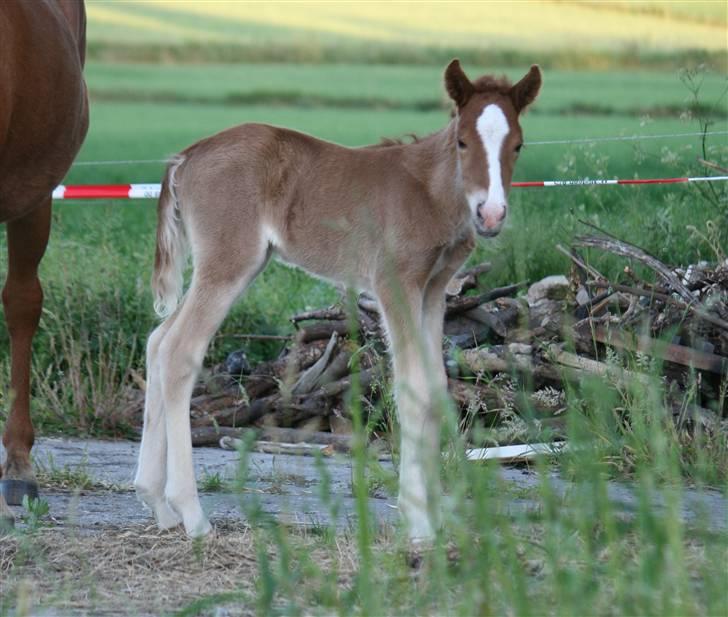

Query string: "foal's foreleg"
[[421, 239, 473, 403], [378, 284, 439, 543]]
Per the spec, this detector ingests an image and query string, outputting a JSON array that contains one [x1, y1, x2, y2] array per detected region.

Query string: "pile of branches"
[[124, 233, 726, 450]]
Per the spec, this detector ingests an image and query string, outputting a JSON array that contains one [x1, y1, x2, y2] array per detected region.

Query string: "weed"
[[19, 496, 50, 533], [33, 453, 125, 491], [198, 470, 227, 493]]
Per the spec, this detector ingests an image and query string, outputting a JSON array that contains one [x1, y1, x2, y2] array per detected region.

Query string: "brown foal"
[[0, 0, 89, 525], [136, 60, 541, 542]]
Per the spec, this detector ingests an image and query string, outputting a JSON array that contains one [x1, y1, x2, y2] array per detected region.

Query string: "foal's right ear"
[[444, 59, 474, 109]]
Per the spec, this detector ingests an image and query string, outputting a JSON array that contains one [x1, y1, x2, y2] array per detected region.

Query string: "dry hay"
[[1, 522, 262, 615], [1, 519, 364, 615]]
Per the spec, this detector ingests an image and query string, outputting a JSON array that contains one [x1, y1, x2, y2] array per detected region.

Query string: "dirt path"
[[2, 437, 726, 615], [2, 437, 725, 533]]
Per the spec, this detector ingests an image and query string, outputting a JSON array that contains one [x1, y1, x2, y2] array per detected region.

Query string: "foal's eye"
[[515, 143, 523, 154], [457, 139, 467, 150]]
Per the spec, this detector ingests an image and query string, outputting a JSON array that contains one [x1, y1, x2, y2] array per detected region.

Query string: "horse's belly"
[[271, 245, 373, 294]]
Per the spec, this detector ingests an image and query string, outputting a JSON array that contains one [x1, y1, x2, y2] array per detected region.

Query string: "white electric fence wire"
[[70, 130, 728, 167], [527, 130, 728, 146]]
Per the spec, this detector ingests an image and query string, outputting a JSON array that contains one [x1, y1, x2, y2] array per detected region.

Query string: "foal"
[[135, 60, 541, 541]]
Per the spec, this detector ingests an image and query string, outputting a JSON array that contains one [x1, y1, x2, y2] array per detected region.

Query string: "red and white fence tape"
[[52, 184, 161, 200], [513, 175, 728, 188], [51, 176, 728, 200]]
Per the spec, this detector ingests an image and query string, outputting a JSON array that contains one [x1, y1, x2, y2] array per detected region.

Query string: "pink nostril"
[[477, 204, 507, 228]]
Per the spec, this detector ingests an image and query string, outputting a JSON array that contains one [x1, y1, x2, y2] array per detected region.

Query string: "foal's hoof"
[[0, 479, 39, 506], [405, 542, 461, 570]]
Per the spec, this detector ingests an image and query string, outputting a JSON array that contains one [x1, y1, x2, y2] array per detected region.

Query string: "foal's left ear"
[[510, 65, 542, 113]]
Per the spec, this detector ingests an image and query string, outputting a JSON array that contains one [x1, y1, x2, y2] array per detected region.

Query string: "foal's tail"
[[152, 154, 188, 318]]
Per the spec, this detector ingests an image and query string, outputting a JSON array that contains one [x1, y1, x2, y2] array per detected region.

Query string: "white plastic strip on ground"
[[466, 442, 568, 462]]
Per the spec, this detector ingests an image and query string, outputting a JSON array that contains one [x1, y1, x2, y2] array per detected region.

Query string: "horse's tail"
[[152, 154, 188, 318]]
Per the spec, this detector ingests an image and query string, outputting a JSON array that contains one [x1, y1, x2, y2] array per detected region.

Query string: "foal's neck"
[[404, 119, 463, 210]]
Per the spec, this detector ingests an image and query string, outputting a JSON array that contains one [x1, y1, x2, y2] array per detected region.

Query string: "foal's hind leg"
[[158, 258, 266, 536], [1, 201, 51, 511], [134, 313, 183, 529]]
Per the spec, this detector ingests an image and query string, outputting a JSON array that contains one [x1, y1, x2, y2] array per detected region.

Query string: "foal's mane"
[[373, 133, 421, 148]]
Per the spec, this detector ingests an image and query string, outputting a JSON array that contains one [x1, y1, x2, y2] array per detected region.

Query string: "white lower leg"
[[134, 328, 182, 529], [164, 410, 210, 537], [157, 279, 254, 537], [396, 374, 441, 543]]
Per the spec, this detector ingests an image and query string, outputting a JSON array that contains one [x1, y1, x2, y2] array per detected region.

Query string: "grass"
[[33, 454, 129, 492], [84, 62, 728, 116]]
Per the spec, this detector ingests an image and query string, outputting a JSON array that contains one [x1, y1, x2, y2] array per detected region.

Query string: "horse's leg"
[[134, 311, 183, 529], [422, 236, 475, 398], [377, 282, 438, 543], [159, 252, 267, 536], [420, 279, 449, 406], [1, 200, 51, 509]]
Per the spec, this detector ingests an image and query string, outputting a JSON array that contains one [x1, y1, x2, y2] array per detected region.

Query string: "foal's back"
[[171, 122, 466, 289]]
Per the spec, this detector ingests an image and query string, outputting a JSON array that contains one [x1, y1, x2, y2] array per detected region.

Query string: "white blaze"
[[476, 104, 509, 206]]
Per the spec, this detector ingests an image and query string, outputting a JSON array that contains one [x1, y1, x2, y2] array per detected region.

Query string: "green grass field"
[[1, 4, 727, 614]]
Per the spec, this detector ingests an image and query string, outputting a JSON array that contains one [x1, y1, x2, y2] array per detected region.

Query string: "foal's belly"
[[270, 244, 373, 294]]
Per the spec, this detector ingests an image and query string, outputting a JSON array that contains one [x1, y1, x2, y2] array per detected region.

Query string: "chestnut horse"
[[0, 0, 89, 526], [135, 60, 541, 542]]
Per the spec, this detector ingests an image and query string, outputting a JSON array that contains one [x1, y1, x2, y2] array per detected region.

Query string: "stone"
[[527, 275, 570, 305]]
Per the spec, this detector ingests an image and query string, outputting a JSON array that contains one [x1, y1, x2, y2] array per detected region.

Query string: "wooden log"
[[448, 379, 506, 413], [573, 234, 695, 303], [582, 324, 728, 375], [191, 426, 245, 447], [446, 262, 492, 296], [445, 317, 494, 349], [191, 425, 355, 449], [445, 282, 526, 317], [316, 347, 354, 386], [291, 305, 346, 323], [448, 379, 564, 416], [292, 332, 339, 395], [588, 281, 728, 332], [547, 344, 655, 387], [465, 298, 522, 338], [295, 320, 351, 344], [239, 338, 331, 400], [200, 367, 379, 429]]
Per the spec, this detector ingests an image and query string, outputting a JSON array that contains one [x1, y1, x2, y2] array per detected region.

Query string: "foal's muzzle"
[[474, 201, 507, 237]]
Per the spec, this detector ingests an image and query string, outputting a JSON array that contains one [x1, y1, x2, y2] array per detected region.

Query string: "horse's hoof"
[[405, 542, 460, 570], [0, 479, 39, 506]]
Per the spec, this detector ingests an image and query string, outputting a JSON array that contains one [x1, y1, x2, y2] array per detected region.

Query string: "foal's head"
[[445, 60, 542, 237]]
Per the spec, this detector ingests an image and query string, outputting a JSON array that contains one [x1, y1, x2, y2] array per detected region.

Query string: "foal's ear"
[[511, 64, 542, 113], [444, 59, 474, 108]]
